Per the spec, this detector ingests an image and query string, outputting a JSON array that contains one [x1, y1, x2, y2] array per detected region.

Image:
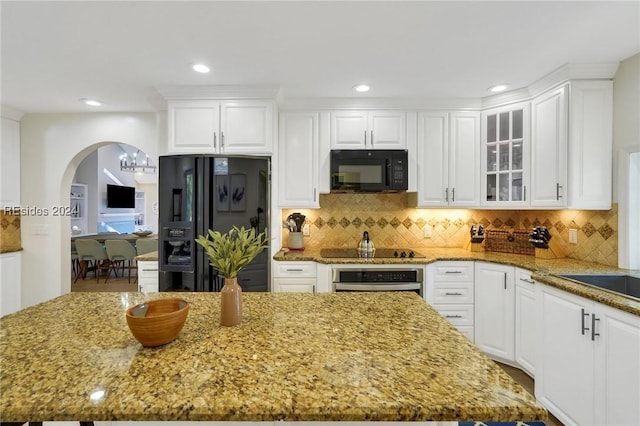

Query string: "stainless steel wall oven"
[[332, 267, 424, 296]]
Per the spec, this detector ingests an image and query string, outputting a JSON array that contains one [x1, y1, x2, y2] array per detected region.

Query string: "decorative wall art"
[[230, 173, 246, 212], [216, 175, 230, 211]]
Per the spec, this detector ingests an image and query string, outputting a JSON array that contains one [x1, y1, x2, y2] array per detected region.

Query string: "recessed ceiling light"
[[192, 63, 210, 73], [488, 84, 509, 93], [79, 98, 103, 107], [353, 84, 371, 93]]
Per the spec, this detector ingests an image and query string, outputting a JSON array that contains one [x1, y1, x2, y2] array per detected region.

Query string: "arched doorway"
[[63, 142, 157, 292]]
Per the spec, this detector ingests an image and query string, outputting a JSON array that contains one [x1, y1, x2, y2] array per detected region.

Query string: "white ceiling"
[[2, 1, 639, 114]]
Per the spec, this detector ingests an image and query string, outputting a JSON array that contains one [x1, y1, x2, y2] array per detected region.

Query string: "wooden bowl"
[[126, 298, 189, 347]]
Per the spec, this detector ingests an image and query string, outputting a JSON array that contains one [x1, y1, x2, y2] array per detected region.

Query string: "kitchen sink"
[[555, 273, 640, 300]]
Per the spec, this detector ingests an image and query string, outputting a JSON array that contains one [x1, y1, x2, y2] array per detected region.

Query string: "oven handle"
[[334, 282, 422, 292]]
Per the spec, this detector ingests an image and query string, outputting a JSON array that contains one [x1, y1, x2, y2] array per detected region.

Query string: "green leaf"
[[195, 226, 270, 279]]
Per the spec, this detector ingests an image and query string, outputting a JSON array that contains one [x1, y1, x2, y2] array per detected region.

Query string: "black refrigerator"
[[158, 155, 270, 292]]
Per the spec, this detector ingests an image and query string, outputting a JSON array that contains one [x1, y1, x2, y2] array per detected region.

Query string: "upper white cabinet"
[[481, 102, 530, 207], [1, 115, 21, 208], [167, 100, 274, 154], [330, 110, 406, 149], [416, 111, 480, 207], [474, 262, 515, 362], [567, 80, 613, 209], [530, 85, 568, 207], [278, 112, 320, 208]]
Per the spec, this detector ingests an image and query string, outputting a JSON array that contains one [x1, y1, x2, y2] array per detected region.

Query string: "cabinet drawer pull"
[[444, 292, 463, 296], [445, 270, 462, 274], [591, 314, 600, 341], [285, 268, 304, 272], [445, 314, 463, 319], [519, 278, 535, 284], [142, 268, 158, 272], [581, 308, 590, 335]]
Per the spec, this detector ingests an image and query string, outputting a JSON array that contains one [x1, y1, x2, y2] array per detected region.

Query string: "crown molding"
[[480, 88, 532, 109], [528, 62, 619, 97], [1, 105, 25, 121], [155, 84, 281, 100], [278, 97, 482, 111]]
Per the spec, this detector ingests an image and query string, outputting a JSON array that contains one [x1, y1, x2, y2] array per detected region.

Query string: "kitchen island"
[[0, 292, 546, 423]]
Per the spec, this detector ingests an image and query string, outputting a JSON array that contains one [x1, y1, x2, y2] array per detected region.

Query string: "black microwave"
[[330, 149, 408, 192]]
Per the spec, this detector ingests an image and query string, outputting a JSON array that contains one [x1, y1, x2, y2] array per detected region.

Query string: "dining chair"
[[74, 239, 111, 283], [135, 238, 158, 256], [105, 240, 138, 283]]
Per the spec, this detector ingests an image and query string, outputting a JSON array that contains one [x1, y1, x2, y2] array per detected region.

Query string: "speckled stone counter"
[[134, 250, 158, 261], [274, 247, 640, 316], [0, 292, 547, 422]]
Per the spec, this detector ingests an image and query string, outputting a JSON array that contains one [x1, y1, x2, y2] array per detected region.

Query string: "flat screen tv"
[[106, 184, 135, 208]]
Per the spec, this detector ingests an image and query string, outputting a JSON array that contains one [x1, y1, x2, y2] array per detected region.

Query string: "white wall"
[[613, 52, 640, 202], [20, 113, 158, 308]]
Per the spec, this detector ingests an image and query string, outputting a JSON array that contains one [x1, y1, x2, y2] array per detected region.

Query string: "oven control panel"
[[334, 269, 422, 283]]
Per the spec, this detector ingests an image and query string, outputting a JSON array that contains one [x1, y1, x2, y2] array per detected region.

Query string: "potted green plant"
[[195, 226, 269, 326]]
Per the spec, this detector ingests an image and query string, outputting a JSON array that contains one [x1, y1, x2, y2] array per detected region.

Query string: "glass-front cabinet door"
[[481, 102, 530, 207]]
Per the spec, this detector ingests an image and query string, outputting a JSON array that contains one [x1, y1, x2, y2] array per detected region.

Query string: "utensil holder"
[[288, 232, 304, 250]]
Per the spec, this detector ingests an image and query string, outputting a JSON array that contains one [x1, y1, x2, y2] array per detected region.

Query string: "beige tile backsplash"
[[0, 211, 22, 252], [282, 193, 619, 267]]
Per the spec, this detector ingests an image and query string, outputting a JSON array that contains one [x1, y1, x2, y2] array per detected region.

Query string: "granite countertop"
[[135, 251, 158, 261], [274, 247, 640, 316], [0, 247, 23, 254], [0, 292, 547, 423]]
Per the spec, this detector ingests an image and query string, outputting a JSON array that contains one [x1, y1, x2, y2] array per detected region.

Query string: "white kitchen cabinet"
[[330, 110, 406, 149], [69, 183, 88, 235], [594, 302, 640, 426], [481, 102, 530, 207], [536, 283, 640, 426], [272, 261, 318, 293], [474, 262, 515, 362], [567, 80, 613, 209], [137, 260, 158, 292], [1, 115, 21, 209], [278, 112, 320, 208], [514, 268, 537, 377], [530, 85, 568, 207], [0, 251, 21, 317], [425, 261, 475, 341], [167, 100, 273, 154], [416, 111, 480, 207]]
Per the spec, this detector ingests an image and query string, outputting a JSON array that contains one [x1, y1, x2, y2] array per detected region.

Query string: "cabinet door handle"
[[452, 188, 455, 203], [221, 131, 225, 148], [519, 278, 535, 284], [504, 272, 507, 290], [313, 188, 317, 202], [445, 292, 463, 296], [213, 132, 217, 149], [591, 314, 600, 341], [524, 185, 527, 201], [445, 314, 463, 319], [581, 308, 590, 335], [445, 270, 462, 274], [556, 183, 563, 200], [364, 130, 367, 146], [445, 188, 449, 203], [370, 130, 374, 147]]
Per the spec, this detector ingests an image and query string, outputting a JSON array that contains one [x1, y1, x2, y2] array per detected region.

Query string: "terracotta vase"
[[220, 277, 242, 326]]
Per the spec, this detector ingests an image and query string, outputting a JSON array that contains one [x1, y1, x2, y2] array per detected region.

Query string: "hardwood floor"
[[496, 361, 564, 426], [71, 266, 138, 292]]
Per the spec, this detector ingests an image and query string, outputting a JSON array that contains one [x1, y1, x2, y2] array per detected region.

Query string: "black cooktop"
[[320, 248, 425, 259]]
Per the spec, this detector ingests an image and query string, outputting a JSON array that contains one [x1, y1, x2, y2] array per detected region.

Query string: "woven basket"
[[484, 229, 534, 256]]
